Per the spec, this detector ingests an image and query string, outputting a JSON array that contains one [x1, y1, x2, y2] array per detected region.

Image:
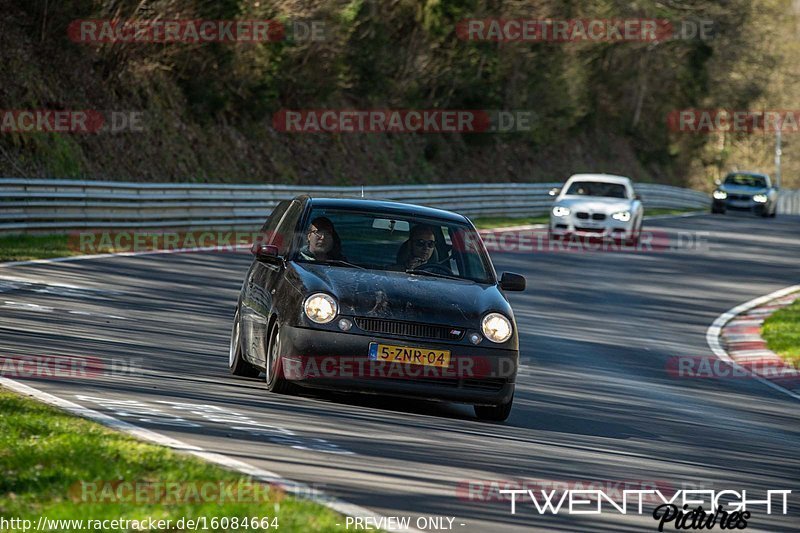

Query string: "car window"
[[565, 181, 628, 198], [293, 208, 493, 283], [724, 174, 767, 188], [256, 201, 289, 250], [260, 201, 288, 236], [274, 200, 304, 255]]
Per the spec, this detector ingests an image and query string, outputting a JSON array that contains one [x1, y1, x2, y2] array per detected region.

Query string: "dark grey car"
[[711, 172, 779, 217]]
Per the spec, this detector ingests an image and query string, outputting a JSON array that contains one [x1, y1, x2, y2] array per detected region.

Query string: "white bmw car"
[[548, 174, 644, 244]]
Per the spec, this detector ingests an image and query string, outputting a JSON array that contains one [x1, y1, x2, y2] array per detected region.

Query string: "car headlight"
[[712, 190, 727, 200], [481, 313, 512, 343], [303, 293, 338, 324], [552, 206, 570, 217], [753, 194, 768, 203], [611, 211, 631, 222]]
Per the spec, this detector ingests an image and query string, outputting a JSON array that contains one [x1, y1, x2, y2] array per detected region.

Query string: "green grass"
[[0, 388, 343, 532], [762, 298, 800, 366], [0, 234, 77, 262]]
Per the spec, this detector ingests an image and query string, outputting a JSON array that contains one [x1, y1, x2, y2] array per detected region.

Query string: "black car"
[[711, 172, 779, 217], [229, 196, 526, 421]]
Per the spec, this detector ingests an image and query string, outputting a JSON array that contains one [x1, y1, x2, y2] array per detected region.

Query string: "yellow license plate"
[[368, 343, 451, 368]]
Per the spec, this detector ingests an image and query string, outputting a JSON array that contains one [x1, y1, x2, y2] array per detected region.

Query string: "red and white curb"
[[707, 285, 800, 401]]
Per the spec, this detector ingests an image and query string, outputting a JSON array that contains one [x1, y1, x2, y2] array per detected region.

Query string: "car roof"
[[301, 196, 469, 223], [565, 173, 633, 185]]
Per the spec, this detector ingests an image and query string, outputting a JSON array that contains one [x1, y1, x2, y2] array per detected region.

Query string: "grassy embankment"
[[762, 298, 800, 367], [0, 388, 342, 532]]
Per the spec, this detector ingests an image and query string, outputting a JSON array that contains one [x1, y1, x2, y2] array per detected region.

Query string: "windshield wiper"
[[405, 268, 464, 281]]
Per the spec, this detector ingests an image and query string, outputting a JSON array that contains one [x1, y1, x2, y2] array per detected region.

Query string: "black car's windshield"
[[724, 174, 767, 188], [565, 181, 629, 198], [293, 209, 493, 283]]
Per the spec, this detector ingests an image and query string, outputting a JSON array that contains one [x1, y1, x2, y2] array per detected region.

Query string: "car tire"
[[711, 207, 724, 214], [474, 394, 513, 422], [229, 308, 260, 378], [266, 322, 294, 394]]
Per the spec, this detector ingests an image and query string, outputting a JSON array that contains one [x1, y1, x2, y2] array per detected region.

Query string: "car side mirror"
[[714, 178, 721, 186], [635, 193, 642, 201], [499, 272, 526, 291], [252, 243, 283, 264], [548, 187, 560, 197]]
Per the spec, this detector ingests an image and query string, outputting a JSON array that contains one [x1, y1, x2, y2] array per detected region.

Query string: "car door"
[[241, 199, 304, 366]]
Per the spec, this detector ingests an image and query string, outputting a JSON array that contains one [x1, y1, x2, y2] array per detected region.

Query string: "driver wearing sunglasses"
[[395, 224, 440, 271]]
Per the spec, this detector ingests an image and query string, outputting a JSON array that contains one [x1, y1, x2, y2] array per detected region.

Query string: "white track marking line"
[[0, 249, 424, 532], [0, 378, 421, 533], [706, 284, 800, 402], [0, 378, 202, 450]]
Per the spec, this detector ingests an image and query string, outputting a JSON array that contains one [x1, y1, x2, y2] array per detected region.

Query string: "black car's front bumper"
[[277, 324, 517, 406]]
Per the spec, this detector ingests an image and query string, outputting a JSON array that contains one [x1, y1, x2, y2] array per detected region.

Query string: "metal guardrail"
[[778, 189, 800, 215], [0, 179, 712, 233]]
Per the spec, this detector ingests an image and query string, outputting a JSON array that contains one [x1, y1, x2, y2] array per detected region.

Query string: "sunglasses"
[[414, 239, 436, 249]]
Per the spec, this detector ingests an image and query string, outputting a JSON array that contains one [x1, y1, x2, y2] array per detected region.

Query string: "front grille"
[[576, 212, 606, 221], [355, 317, 465, 341], [575, 227, 605, 233], [728, 194, 752, 202]]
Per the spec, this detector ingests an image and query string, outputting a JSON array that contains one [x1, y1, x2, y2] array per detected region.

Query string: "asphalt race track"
[[2, 214, 799, 532]]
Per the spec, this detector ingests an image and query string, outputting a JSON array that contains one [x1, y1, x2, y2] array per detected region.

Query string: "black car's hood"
[[287, 262, 511, 327]]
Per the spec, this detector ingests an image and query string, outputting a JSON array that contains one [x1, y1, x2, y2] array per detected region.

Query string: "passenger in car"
[[299, 216, 345, 261], [393, 224, 439, 270]]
